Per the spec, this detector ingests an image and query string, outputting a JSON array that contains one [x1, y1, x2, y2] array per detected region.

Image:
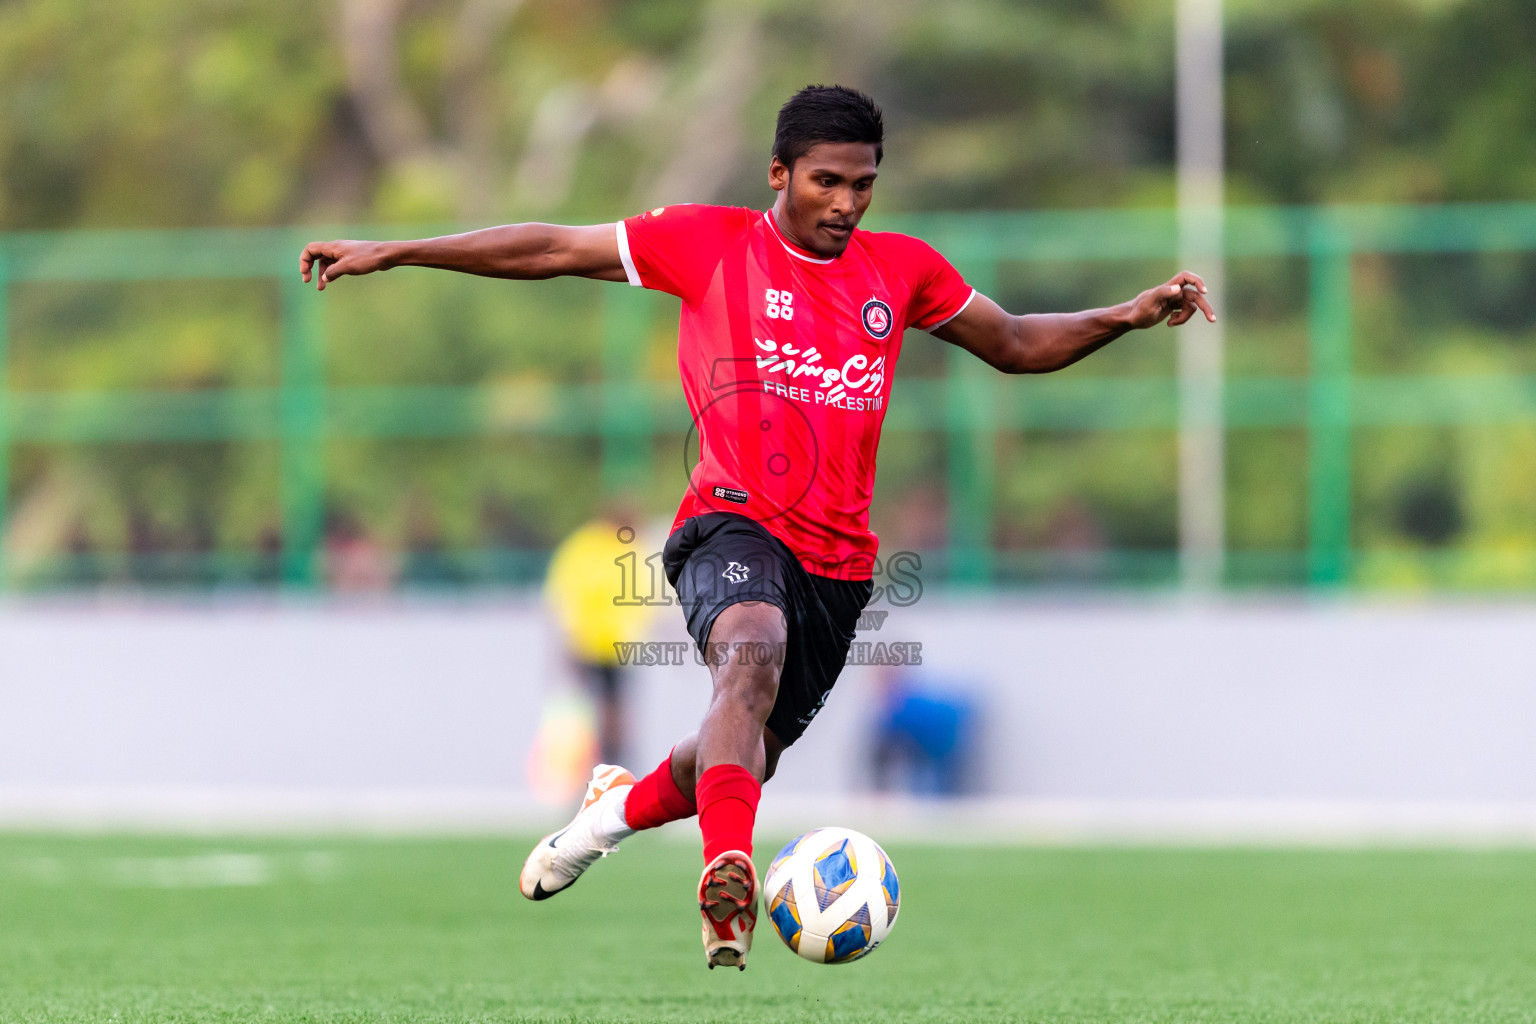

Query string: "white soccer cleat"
[[520, 763, 636, 901], [699, 849, 759, 970]]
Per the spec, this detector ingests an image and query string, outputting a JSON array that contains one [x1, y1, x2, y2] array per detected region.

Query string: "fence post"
[[280, 271, 326, 588], [946, 229, 998, 586], [1176, 0, 1228, 593], [0, 247, 8, 589], [601, 286, 653, 494], [1307, 216, 1353, 586]]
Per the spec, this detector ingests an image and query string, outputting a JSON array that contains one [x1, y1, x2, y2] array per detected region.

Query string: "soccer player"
[[299, 85, 1215, 970]]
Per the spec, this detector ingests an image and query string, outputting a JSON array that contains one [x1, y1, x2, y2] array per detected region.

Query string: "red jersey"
[[617, 204, 975, 580]]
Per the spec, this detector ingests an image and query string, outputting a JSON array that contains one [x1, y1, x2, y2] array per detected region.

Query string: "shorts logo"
[[798, 692, 830, 727], [722, 561, 751, 584], [861, 297, 893, 340], [712, 485, 749, 504]]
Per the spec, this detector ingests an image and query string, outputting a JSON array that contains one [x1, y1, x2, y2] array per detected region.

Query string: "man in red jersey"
[[299, 85, 1214, 970]]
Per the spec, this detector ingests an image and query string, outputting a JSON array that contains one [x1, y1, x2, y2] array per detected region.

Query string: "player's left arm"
[[931, 272, 1215, 374]]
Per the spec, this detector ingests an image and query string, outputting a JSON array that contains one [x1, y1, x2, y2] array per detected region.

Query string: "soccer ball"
[[763, 826, 899, 964]]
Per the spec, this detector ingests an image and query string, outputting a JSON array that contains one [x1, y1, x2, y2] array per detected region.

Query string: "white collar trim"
[[764, 211, 837, 264]]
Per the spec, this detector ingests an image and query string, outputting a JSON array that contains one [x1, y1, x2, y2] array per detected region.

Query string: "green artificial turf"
[[1, 833, 1533, 1022]]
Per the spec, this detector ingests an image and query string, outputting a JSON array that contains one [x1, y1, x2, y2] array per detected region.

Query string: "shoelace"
[[549, 809, 619, 877]]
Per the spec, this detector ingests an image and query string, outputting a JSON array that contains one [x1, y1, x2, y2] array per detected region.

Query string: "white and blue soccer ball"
[[763, 826, 900, 964]]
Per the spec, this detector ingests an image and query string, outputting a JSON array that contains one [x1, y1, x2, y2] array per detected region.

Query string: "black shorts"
[[663, 512, 873, 745]]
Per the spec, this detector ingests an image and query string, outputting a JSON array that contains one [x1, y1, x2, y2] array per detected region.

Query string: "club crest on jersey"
[[861, 298, 894, 340]]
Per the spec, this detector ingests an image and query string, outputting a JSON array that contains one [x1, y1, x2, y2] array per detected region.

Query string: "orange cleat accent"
[[581, 764, 636, 812]]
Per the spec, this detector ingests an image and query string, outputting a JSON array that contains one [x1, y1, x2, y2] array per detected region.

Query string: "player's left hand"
[[1125, 271, 1216, 329]]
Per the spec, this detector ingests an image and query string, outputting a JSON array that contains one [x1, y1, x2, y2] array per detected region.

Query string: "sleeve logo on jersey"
[[712, 485, 750, 504], [861, 297, 894, 340], [766, 288, 795, 320]]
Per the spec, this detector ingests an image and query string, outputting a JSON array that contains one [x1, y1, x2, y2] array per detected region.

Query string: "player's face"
[[769, 142, 879, 259]]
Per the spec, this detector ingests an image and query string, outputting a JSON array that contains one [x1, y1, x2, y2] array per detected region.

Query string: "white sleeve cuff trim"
[[926, 288, 977, 332], [615, 221, 642, 287]]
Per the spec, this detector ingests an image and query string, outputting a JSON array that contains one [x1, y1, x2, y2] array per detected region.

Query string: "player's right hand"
[[299, 240, 391, 291]]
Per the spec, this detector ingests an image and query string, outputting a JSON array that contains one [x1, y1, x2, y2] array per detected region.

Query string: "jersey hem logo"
[[712, 485, 749, 504], [722, 561, 751, 583], [861, 298, 894, 340]]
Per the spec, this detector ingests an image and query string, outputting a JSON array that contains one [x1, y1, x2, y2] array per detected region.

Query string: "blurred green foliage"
[[1, 0, 1533, 590]]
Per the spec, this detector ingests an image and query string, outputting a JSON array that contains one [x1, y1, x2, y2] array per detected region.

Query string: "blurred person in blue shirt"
[[870, 668, 979, 796]]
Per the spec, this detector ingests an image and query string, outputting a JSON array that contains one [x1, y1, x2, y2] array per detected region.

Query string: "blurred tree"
[[2, 0, 1534, 589], [5, 0, 1532, 224], [0, 0, 1185, 228]]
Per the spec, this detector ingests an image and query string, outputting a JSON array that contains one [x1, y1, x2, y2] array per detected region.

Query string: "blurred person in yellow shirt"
[[543, 505, 653, 769]]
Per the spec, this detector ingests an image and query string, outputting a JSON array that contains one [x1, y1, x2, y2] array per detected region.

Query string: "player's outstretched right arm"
[[298, 223, 627, 291]]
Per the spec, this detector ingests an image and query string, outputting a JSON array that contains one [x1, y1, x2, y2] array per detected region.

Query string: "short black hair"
[[772, 85, 884, 170]]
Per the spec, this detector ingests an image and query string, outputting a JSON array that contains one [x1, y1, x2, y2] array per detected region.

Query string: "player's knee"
[[713, 655, 779, 722], [709, 600, 787, 647], [705, 601, 786, 719]]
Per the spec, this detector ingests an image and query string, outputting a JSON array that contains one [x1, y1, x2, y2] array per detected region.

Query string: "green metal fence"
[[2, 203, 1535, 591]]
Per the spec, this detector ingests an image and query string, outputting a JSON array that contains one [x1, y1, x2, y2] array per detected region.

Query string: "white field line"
[[5, 787, 1536, 846], [0, 850, 341, 887]]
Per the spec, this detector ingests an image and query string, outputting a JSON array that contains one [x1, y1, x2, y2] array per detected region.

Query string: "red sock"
[[622, 750, 697, 831], [696, 763, 761, 863]]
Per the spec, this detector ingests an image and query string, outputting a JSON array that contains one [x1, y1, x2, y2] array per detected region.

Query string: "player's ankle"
[[697, 764, 761, 862]]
